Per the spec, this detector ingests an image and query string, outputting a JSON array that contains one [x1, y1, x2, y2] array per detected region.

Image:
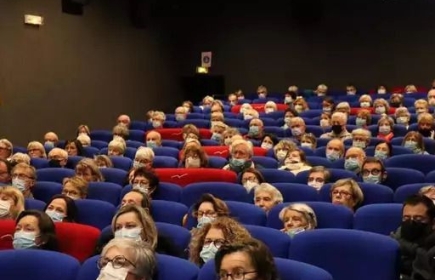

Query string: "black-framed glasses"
[[218, 270, 257, 280], [97, 255, 136, 270]]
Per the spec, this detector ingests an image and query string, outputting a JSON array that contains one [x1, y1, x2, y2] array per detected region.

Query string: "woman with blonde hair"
[[188, 217, 252, 267], [279, 203, 317, 237], [330, 178, 364, 211], [0, 186, 25, 219], [94, 204, 182, 257], [27, 141, 46, 158], [75, 158, 104, 182], [62, 176, 89, 200], [180, 145, 209, 168]]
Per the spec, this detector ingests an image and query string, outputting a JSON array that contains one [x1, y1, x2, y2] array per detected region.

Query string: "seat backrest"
[[36, 168, 75, 183], [25, 198, 46, 211], [354, 204, 402, 235], [267, 202, 354, 230], [0, 220, 15, 250], [288, 229, 400, 280], [394, 183, 428, 203], [151, 200, 188, 226], [384, 167, 426, 191], [153, 147, 180, 159], [121, 182, 182, 202], [154, 168, 237, 187], [319, 183, 394, 205], [181, 182, 249, 206], [252, 156, 278, 169], [30, 158, 49, 169], [55, 223, 100, 262], [244, 225, 291, 258], [202, 146, 230, 158], [273, 183, 319, 202], [153, 156, 179, 168], [33, 181, 63, 203], [154, 254, 199, 280], [386, 154, 435, 174], [99, 168, 128, 185], [87, 182, 122, 205], [76, 255, 100, 280], [109, 156, 132, 171], [0, 249, 80, 280], [75, 199, 116, 230], [155, 222, 191, 253], [258, 169, 295, 183]]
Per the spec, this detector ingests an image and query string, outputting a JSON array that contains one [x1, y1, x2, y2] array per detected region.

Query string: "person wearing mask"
[[315, 84, 328, 96], [355, 109, 372, 128], [390, 93, 404, 108], [361, 157, 388, 184], [222, 127, 241, 147], [373, 98, 390, 115], [417, 113, 435, 139], [256, 85, 268, 99], [180, 146, 209, 168], [253, 183, 283, 213], [188, 194, 230, 231], [130, 168, 159, 197], [322, 96, 335, 115], [264, 101, 277, 114], [279, 203, 318, 237], [13, 210, 58, 251], [44, 194, 78, 223], [344, 147, 366, 174], [284, 89, 297, 105], [374, 141, 393, 160], [358, 94, 373, 109], [75, 158, 104, 182], [47, 148, 68, 168], [402, 132, 429, 155], [279, 149, 312, 175], [11, 163, 36, 199], [210, 121, 227, 144], [307, 166, 331, 190], [320, 113, 331, 130], [325, 139, 345, 162], [351, 128, 371, 150], [240, 168, 265, 192], [281, 108, 299, 130], [377, 116, 395, 143], [188, 217, 251, 267], [260, 134, 279, 151], [320, 112, 352, 140], [377, 85, 388, 95], [395, 107, 411, 129], [391, 195, 435, 280], [96, 239, 156, 280], [293, 97, 309, 113], [133, 147, 155, 170], [223, 139, 256, 174], [273, 140, 297, 165], [346, 84, 357, 95], [300, 133, 317, 150], [43, 132, 59, 150], [427, 89, 435, 107], [174, 106, 188, 121], [289, 117, 307, 144], [150, 111, 166, 129], [145, 130, 162, 149], [245, 118, 264, 141], [414, 99, 429, 116], [0, 186, 25, 220]]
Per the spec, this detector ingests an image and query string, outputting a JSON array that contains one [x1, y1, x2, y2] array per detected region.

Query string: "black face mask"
[[401, 220, 431, 242], [419, 128, 432, 137], [332, 125, 343, 135], [48, 159, 61, 168]]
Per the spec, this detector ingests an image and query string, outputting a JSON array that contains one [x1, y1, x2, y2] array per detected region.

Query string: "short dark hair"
[[16, 210, 58, 251], [215, 239, 278, 280], [403, 195, 435, 220], [375, 141, 393, 157], [261, 134, 279, 146], [192, 193, 229, 218], [44, 194, 78, 223], [65, 139, 84, 157], [362, 157, 386, 173], [133, 168, 159, 193], [0, 159, 12, 174]]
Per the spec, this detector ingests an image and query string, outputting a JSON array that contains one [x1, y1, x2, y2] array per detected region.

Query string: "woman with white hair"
[[133, 147, 155, 170], [264, 101, 277, 114], [279, 203, 317, 237], [77, 133, 91, 147], [108, 139, 126, 156], [254, 183, 283, 212], [96, 238, 156, 280], [222, 139, 255, 173]]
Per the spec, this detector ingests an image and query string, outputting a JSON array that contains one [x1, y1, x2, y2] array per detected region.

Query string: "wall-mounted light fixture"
[[24, 14, 44, 26]]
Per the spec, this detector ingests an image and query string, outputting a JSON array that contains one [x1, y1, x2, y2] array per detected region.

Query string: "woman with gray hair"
[[279, 203, 317, 238], [97, 238, 156, 280]]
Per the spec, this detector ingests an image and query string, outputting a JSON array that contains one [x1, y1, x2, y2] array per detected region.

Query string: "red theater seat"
[[154, 168, 237, 187], [55, 222, 100, 262], [199, 129, 212, 139], [203, 146, 230, 158], [231, 103, 288, 114], [156, 128, 184, 141], [253, 147, 267, 156], [350, 107, 396, 115], [0, 219, 15, 250]]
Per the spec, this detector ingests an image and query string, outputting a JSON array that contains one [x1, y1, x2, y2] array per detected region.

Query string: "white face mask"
[[320, 119, 330, 127], [265, 108, 274, 113], [97, 263, 129, 280], [186, 157, 201, 168], [261, 143, 273, 150], [0, 200, 10, 217], [224, 138, 232, 146], [307, 181, 323, 190], [243, 180, 258, 192], [276, 150, 287, 161]]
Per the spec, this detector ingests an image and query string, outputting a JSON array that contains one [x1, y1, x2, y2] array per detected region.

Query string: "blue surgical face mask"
[[326, 150, 340, 162], [146, 141, 157, 148], [44, 141, 55, 149], [344, 158, 360, 172], [175, 114, 186, 121], [13, 231, 38, 249], [230, 158, 246, 167], [211, 133, 222, 142], [12, 178, 27, 192], [286, 228, 305, 238], [199, 244, 219, 263], [197, 216, 215, 229], [249, 126, 259, 136], [363, 174, 381, 184], [379, 125, 391, 134], [114, 227, 142, 241], [404, 141, 417, 150], [374, 150, 388, 160], [132, 184, 149, 194], [152, 121, 162, 128], [133, 161, 145, 169], [45, 210, 65, 222], [355, 118, 366, 127], [375, 107, 386, 114]]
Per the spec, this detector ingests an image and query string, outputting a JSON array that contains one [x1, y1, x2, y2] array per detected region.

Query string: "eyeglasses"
[[12, 173, 33, 180], [97, 255, 136, 270], [203, 238, 226, 248], [218, 270, 257, 280], [196, 210, 216, 217], [331, 190, 352, 197], [362, 169, 381, 176], [402, 215, 429, 223]]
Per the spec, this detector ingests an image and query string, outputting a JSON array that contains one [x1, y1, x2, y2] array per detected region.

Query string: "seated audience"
[[0, 159, 12, 185], [320, 112, 352, 140], [133, 147, 154, 170], [27, 141, 46, 158], [260, 134, 279, 151], [278, 149, 311, 175], [402, 131, 428, 154], [62, 176, 88, 200], [223, 139, 256, 173], [117, 114, 131, 127], [0, 186, 25, 219], [361, 157, 388, 184], [240, 168, 266, 191], [75, 158, 104, 182], [76, 133, 91, 147], [113, 124, 130, 140], [325, 138, 345, 162], [374, 141, 393, 160], [180, 145, 209, 168], [307, 166, 331, 190], [77, 124, 90, 136], [300, 133, 317, 149], [352, 128, 371, 149], [11, 163, 36, 199], [130, 167, 159, 197], [0, 139, 13, 160], [330, 178, 364, 211], [108, 139, 126, 156], [43, 132, 59, 149], [65, 139, 84, 157], [9, 153, 31, 165], [94, 155, 113, 168], [279, 203, 318, 237], [47, 148, 68, 168], [377, 116, 395, 142], [145, 130, 162, 148], [344, 147, 366, 174], [189, 194, 230, 230]]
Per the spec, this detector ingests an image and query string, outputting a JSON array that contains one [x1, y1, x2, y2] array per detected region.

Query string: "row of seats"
[[0, 227, 399, 280]]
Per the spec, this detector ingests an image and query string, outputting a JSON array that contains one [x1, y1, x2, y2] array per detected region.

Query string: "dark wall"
[[0, 0, 181, 145], [174, 0, 435, 94]]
